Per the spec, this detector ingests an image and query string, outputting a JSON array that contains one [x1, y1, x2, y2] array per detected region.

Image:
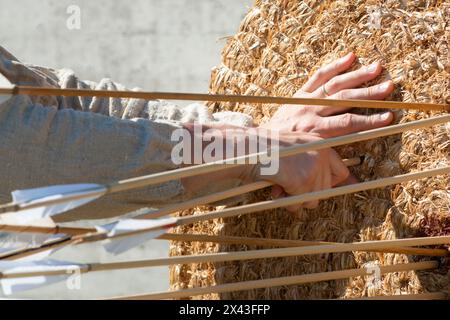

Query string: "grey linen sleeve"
[[0, 95, 186, 222], [0, 46, 189, 221], [0, 45, 254, 222]]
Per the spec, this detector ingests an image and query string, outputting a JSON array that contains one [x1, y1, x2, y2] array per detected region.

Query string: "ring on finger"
[[321, 84, 331, 97]]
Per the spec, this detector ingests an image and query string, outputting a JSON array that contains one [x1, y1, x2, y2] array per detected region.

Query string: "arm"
[[0, 95, 190, 222], [182, 53, 396, 211], [0, 45, 253, 222], [0, 47, 394, 222]]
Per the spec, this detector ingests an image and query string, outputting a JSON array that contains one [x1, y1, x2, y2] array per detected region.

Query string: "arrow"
[[94, 218, 177, 255], [0, 115, 448, 219], [0, 184, 107, 222], [108, 261, 439, 300], [1, 236, 448, 280], [347, 292, 448, 300], [0, 217, 178, 260], [1, 238, 446, 296], [0, 216, 68, 260], [3, 165, 447, 261], [0, 156, 363, 257], [173, 166, 450, 228], [95, 166, 449, 239], [0, 259, 85, 295], [0, 71, 447, 111], [157, 233, 449, 257], [0, 235, 450, 298], [1, 221, 447, 259]]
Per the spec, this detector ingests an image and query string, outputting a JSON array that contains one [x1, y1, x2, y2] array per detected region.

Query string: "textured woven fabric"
[[0, 46, 253, 221]]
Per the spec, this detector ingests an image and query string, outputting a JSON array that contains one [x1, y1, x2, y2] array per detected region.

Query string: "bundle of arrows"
[[0, 73, 448, 300]]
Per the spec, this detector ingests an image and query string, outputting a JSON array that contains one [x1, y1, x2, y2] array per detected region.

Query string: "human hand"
[[262, 52, 395, 137], [181, 124, 349, 212], [239, 130, 350, 211]]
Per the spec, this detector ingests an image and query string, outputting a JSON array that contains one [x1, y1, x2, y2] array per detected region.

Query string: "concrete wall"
[[0, 0, 253, 91], [0, 0, 252, 299]]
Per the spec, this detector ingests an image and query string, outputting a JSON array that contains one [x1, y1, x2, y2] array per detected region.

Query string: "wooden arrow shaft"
[[0, 115, 447, 215], [3, 85, 447, 111], [2, 165, 447, 261], [347, 292, 447, 300], [108, 261, 438, 300], [91, 236, 450, 271], [101, 166, 450, 240], [102, 115, 450, 195], [176, 166, 450, 227], [0, 227, 446, 261], [0, 237, 447, 279], [160, 233, 448, 257], [0, 224, 92, 236]]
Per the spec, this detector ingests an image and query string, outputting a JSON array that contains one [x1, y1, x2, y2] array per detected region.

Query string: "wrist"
[[181, 123, 268, 184], [238, 163, 260, 184]]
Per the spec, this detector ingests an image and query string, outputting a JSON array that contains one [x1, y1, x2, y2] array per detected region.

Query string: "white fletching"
[[0, 259, 85, 295], [97, 218, 177, 255], [0, 72, 13, 105], [3, 184, 107, 222], [0, 233, 67, 261], [0, 218, 66, 260]]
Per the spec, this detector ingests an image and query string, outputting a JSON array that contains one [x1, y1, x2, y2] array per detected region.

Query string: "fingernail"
[[271, 187, 283, 199], [367, 62, 379, 73], [379, 81, 391, 91], [342, 52, 353, 61], [380, 112, 391, 121]]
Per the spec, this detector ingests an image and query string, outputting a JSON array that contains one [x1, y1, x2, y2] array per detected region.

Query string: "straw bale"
[[170, 0, 449, 299]]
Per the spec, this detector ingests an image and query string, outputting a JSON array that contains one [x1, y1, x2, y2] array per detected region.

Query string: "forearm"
[[0, 45, 257, 220], [179, 123, 261, 198], [0, 96, 186, 222]]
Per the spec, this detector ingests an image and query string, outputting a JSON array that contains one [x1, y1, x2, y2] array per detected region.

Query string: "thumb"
[[329, 150, 350, 186], [271, 185, 286, 199]]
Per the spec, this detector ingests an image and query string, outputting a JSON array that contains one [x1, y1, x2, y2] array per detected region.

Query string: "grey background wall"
[[0, 0, 252, 91], [0, 0, 252, 299]]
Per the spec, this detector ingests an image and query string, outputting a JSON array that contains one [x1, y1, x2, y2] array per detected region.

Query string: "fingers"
[[297, 152, 347, 211], [312, 80, 394, 118], [336, 173, 359, 187], [329, 151, 350, 186], [311, 62, 383, 115], [287, 168, 324, 211], [316, 111, 394, 138], [301, 163, 333, 210], [314, 62, 382, 97], [301, 52, 356, 93], [302, 164, 331, 209], [272, 149, 350, 213], [315, 80, 394, 117], [271, 185, 285, 198], [330, 80, 394, 101]]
